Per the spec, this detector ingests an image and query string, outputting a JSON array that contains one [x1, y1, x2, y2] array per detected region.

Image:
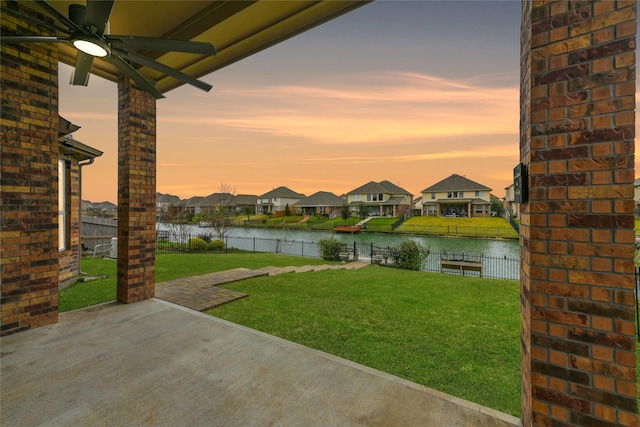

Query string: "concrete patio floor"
[[1, 299, 521, 426]]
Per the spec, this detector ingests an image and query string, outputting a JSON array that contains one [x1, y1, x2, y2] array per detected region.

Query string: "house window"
[[475, 205, 483, 214], [378, 193, 383, 201], [352, 194, 361, 202], [428, 205, 437, 215], [459, 192, 464, 198], [447, 192, 452, 198], [431, 193, 435, 200], [58, 159, 69, 251], [475, 191, 483, 197], [320, 206, 326, 214]]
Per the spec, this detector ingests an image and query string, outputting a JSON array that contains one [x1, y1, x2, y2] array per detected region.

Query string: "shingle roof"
[[348, 180, 412, 196], [233, 194, 257, 205], [422, 174, 491, 193], [156, 193, 181, 203], [294, 191, 345, 207], [259, 186, 305, 199]]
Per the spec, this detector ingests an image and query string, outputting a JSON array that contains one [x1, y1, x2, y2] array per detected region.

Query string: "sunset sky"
[[60, 1, 533, 203]]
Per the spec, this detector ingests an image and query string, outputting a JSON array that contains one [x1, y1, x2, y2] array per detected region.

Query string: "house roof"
[[201, 192, 234, 206], [59, 135, 103, 162], [233, 194, 258, 205], [422, 174, 492, 193], [347, 180, 412, 196], [294, 191, 344, 207], [156, 193, 181, 203], [21, 1, 368, 95], [259, 186, 305, 199]]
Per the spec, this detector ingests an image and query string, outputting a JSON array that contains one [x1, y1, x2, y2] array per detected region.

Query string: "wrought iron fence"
[[156, 232, 520, 281]]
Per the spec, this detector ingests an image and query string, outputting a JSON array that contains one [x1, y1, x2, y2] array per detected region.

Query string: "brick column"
[[117, 77, 156, 303], [1, 5, 59, 335], [521, 1, 637, 426]]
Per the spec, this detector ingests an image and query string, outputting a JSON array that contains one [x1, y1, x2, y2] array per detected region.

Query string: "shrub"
[[187, 237, 208, 251], [391, 240, 429, 271], [318, 237, 345, 261], [208, 239, 226, 251]]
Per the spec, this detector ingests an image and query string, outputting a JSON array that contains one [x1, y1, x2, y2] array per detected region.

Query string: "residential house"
[[156, 192, 181, 214], [257, 186, 305, 215], [294, 191, 345, 216], [58, 118, 103, 288], [413, 196, 424, 216], [346, 180, 413, 217], [232, 194, 258, 216], [421, 174, 492, 217], [181, 196, 205, 215], [504, 183, 519, 219]]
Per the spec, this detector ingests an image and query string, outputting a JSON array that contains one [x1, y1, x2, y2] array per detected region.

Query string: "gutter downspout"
[[78, 158, 95, 256]]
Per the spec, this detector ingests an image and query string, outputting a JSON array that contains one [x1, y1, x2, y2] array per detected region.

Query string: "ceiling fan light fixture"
[[72, 36, 109, 57]]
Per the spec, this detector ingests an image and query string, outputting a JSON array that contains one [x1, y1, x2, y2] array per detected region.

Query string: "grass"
[[207, 266, 522, 416], [60, 253, 335, 312], [396, 216, 518, 239]]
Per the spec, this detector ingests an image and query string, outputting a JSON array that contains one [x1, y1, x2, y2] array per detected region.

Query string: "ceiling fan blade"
[[0, 6, 70, 34], [1, 36, 70, 44], [71, 51, 95, 86], [106, 55, 165, 99], [33, 0, 83, 33], [106, 35, 216, 55], [84, 0, 115, 36], [115, 49, 212, 92]]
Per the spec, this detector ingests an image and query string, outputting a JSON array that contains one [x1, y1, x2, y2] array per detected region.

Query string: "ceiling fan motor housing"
[[68, 4, 86, 27]]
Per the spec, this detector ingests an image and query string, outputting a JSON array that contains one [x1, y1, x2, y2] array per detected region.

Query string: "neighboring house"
[[413, 196, 424, 216], [504, 183, 519, 219], [346, 180, 413, 217], [421, 174, 492, 217], [232, 194, 258, 215], [156, 192, 181, 213], [58, 117, 103, 288], [257, 186, 305, 214], [293, 191, 345, 216], [199, 192, 235, 214], [181, 196, 205, 214], [635, 178, 640, 216]]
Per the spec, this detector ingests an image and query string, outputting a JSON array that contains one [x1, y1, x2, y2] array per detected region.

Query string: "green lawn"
[[396, 216, 518, 239], [208, 266, 522, 416], [60, 253, 335, 312]]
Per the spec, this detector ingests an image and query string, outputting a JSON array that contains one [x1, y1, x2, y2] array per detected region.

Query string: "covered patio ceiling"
[[43, 0, 369, 94]]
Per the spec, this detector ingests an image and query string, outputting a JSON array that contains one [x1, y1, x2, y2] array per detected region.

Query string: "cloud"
[[164, 71, 519, 146]]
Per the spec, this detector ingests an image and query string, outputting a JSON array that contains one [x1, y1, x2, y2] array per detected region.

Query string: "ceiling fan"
[[1, 0, 217, 99]]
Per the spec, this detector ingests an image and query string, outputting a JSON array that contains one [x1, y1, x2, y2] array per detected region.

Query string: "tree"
[[285, 204, 290, 217], [357, 203, 369, 219], [164, 205, 192, 245], [491, 198, 503, 216], [208, 182, 235, 240], [244, 206, 252, 221], [341, 205, 350, 221]]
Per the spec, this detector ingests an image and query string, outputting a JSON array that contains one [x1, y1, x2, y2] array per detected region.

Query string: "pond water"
[[160, 224, 520, 259]]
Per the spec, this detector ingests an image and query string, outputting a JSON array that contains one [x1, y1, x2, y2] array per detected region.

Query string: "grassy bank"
[[396, 216, 518, 239], [230, 214, 518, 239]]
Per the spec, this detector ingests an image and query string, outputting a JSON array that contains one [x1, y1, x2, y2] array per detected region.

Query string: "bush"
[[187, 237, 208, 251], [208, 239, 226, 251], [318, 237, 345, 261], [391, 240, 429, 271]]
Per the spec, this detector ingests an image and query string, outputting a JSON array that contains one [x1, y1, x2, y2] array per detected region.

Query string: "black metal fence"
[[156, 232, 520, 281]]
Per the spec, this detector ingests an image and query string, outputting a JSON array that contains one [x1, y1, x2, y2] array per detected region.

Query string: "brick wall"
[[116, 77, 156, 303], [0, 5, 59, 335], [520, 1, 637, 425]]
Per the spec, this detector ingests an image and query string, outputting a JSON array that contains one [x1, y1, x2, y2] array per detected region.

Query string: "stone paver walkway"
[[155, 262, 369, 312]]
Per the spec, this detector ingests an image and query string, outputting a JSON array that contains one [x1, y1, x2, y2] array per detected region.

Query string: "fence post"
[[301, 241, 304, 257], [370, 243, 373, 260], [353, 241, 357, 261], [226, 235, 228, 253], [253, 237, 256, 253]]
